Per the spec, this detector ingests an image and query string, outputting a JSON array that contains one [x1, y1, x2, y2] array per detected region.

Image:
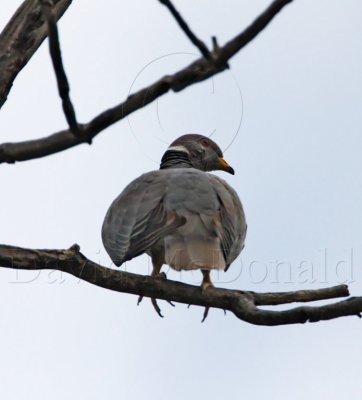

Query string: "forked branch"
[[39, 0, 80, 137], [159, 0, 211, 59], [0, 0, 294, 164]]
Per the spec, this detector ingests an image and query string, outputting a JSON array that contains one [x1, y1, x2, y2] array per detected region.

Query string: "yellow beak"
[[218, 157, 235, 175]]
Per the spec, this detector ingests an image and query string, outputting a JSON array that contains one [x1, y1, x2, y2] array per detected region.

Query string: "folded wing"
[[101, 171, 185, 266], [209, 175, 247, 271]]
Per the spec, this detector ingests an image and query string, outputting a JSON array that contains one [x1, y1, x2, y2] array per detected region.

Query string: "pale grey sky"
[[1, 1, 362, 399]]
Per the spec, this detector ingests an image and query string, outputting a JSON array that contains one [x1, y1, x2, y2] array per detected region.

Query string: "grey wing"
[[101, 171, 185, 266], [209, 175, 247, 271]]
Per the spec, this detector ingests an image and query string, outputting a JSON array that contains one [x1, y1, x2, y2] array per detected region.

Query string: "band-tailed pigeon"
[[102, 134, 246, 316]]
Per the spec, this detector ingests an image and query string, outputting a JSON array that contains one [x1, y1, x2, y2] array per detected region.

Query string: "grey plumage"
[[102, 134, 246, 287]]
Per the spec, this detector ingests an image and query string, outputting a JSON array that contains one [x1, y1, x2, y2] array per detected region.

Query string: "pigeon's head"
[[161, 134, 235, 175]]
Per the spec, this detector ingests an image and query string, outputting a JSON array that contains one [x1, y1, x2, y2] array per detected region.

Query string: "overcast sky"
[[1, 1, 362, 399]]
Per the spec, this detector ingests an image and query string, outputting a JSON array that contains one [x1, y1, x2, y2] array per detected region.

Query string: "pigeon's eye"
[[200, 138, 209, 147]]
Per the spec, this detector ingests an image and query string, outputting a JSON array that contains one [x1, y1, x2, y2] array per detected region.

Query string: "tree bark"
[[0, 0, 72, 109], [1, 243, 360, 326]]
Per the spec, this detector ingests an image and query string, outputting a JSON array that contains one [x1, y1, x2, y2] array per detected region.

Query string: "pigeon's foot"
[[137, 270, 174, 318], [200, 269, 214, 322], [201, 269, 214, 291]]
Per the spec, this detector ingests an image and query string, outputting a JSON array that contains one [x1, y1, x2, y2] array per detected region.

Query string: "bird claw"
[[201, 307, 210, 323], [151, 298, 164, 318], [137, 271, 173, 317], [200, 278, 213, 321], [137, 295, 164, 318]]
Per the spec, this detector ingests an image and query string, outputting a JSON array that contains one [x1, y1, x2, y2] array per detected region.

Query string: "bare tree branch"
[[0, 0, 72, 109], [0, 0, 294, 164], [221, 0, 293, 60], [39, 0, 80, 137], [0, 243, 360, 325], [159, 0, 210, 59], [252, 285, 350, 306]]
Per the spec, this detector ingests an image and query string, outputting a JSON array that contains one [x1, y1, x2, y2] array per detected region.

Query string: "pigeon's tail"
[[164, 212, 225, 271]]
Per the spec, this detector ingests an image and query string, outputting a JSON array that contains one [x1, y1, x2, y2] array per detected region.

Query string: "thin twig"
[[40, 0, 81, 137], [252, 285, 350, 306], [159, 0, 210, 59], [222, 0, 294, 60]]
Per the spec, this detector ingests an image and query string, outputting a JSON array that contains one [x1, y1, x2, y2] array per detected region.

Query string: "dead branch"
[[159, 0, 210, 59], [0, 243, 360, 326], [39, 0, 80, 137], [0, 0, 294, 164], [0, 0, 72, 109]]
